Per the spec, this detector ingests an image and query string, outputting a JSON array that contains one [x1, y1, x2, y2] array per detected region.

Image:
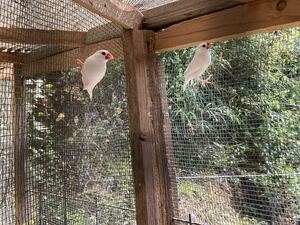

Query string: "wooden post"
[[123, 29, 176, 225], [13, 67, 26, 225], [157, 59, 179, 218]]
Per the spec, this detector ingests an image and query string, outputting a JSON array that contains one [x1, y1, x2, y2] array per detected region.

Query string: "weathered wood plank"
[[72, 0, 143, 29], [21, 38, 123, 76], [0, 52, 24, 64], [0, 27, 86, 46], [155, 0, 300, 51], [0, 63, 14, 80], [85, 22, 122, 44], [143, 0, 255, 30], [13, 68, 26, 225], [123, 29, 174, 225], [123, 29, 158, 225], [157, 58, 179, 218]]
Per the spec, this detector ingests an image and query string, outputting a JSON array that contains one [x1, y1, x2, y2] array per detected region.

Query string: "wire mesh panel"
[[0, 65, 15, 225], [160, 28, 300, 225], [24, 61, 135, 225]]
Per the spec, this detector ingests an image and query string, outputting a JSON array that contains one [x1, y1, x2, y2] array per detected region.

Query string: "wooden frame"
[[8, 0, 299, 76], [155, 0, 300, 51], [143, 0, 255, 29], [13, 68, 26, 225], [123, 30, 175, 225], [0, 27, 86, 47], [0, 52, 24, 64], [1, 1, 300, 225], [72, 0, 143, 29]]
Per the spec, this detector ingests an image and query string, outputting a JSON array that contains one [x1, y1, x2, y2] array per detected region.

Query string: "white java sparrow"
[[183, 43, 213, 91], [76, 50, 114, 100]]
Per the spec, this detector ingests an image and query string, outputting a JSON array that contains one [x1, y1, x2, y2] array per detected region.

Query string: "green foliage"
[[162, 28, 300, 223]]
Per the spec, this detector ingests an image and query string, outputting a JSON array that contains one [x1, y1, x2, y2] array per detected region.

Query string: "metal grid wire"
[[123, 0, 179, 11], [160, 28, 300, 225], [0, 0, 122, 65], [24, 62, 135, 224], [1, 1, 300, 225], [0, 64, 15, 225]]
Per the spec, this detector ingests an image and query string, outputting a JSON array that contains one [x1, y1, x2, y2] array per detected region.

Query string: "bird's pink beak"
[[207, 43, 213, 49], [105, 52, 114, 61]]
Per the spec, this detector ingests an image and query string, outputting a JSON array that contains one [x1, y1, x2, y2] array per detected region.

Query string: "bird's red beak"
[[105, 52, 114, 61], [207, 43, 213, 49]]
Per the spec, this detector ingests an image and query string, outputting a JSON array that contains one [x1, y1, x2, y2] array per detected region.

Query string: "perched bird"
[[76, 50, 114, 100], [183, 43, 213, 91]]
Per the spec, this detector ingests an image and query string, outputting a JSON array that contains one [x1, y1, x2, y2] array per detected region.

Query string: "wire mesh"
[[23, 60, 135, 224], [123, 0, 179, 11], [160, 28, 300, 225], [1, 0, 300, 225], [0, 64, 15, 225], [1, 0, 134, 224]]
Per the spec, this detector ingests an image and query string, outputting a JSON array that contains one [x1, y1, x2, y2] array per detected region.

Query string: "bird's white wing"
[[184, 53, 201, 78], [184, 50, 211, 79], [81, 57, 106, 90]]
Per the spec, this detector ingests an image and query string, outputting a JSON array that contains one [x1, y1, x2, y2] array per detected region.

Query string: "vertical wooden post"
[[13, 67, 26, 225], [123, 29, 176, 225], [157, 59, 179, 218]]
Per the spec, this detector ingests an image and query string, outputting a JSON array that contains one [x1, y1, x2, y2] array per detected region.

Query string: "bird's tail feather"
[[87, 88, 93, 100]]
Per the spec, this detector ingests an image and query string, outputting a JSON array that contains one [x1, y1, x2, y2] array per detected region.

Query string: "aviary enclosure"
[[0, 0, 299, 225]]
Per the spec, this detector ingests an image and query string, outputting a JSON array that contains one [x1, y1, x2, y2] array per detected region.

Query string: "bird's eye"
[[202, 44, 206, 48], [101, 52, 106, 56]]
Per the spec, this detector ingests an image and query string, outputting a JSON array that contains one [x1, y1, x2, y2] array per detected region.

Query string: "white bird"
[[76, 50, 114, 100], [183, 43, 213, 91]]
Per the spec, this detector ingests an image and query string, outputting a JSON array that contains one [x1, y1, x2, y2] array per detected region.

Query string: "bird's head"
[[96, 50, 114, 61], [199, 43, 213, 50]]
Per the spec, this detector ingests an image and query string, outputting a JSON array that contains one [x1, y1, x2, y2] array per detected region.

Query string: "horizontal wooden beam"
[[72, 0, 143, 29], [155, 0, 300, 51], [21, 38, 123, 76], [0, 52, 24, 64], [85, 22, 122, 44], [0, 27, 86, 47], [143, 0, 255, 30]]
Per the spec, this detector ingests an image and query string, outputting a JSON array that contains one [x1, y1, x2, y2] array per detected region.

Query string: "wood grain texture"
[[156, 58, 179, 218], [13, 69, 26, 225], [21, 38, 123, 76], [155, 0, 300, 51], [143, 0, 255, 30], [0, 52, 24, 64], [73, 0, 143, 29], [123, 29, 158, 225], [123, 30, 174, 225], [85, 22, 122, 44], [0, 27, 86, 46]]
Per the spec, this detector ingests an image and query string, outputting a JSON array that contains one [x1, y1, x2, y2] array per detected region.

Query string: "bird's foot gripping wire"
[[197, 75, 212, 84]]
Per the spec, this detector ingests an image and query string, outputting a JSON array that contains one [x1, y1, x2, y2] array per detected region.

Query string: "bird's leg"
[[75, 58, 84, 68], [196, 75, 212, 84]]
